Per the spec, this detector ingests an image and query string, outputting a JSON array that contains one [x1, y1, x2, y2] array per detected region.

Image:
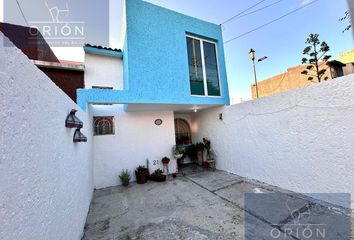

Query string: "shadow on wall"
[[192, 74, 354, 209], [0, 32, 93, 240]]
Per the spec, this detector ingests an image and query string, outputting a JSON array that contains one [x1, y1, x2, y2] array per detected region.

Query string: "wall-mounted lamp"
[[219, 113, 223, 120], [194, 109, 198, 113], [73, 128, 87, 143], [65, 109, 83, 128]]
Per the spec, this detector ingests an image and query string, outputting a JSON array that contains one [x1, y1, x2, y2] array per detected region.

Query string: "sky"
[[1, 0, 353, 102]]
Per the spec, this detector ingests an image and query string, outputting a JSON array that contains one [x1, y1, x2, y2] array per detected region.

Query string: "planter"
[[122, 181, 130, 187], [135, 170, 149, 184], [149, 174, 166, 182], [162, 159, 170, 165], [202, 162, 209, 169], [161, 157, 170, 165], [174, 154, 183, 159]]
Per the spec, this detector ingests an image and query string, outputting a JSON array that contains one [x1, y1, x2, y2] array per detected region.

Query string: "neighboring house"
[[78, 0, 230, 188], [339, 50, 354, 76], [251, 60, 346, 99], [0, 22, 84, 102]]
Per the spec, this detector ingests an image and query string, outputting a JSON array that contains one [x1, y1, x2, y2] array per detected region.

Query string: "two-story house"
[[78, 0, 230, 188]]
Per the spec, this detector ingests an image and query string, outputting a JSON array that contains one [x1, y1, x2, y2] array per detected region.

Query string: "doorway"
[[174, 118, 191, 145]]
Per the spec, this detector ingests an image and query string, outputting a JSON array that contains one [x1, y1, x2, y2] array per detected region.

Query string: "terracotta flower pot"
[[149, 174, 166, 182], [135, 170, 149, 184], [161, 157, 170, 165], [162, 159, 170, 164], [202, 162, 209, 169]]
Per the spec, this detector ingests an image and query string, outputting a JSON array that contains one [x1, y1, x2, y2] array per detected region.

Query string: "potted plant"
[[172, 145, 184, 159], [161, 156, 170, 165], [135, 165, 149, 184], [195, 142, 205, 165], [203, 138, 211, 158], [119, 169, 131, 187], [149, 169, 166, 182]]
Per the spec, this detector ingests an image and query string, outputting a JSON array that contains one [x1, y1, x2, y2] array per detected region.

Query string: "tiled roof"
[[84, 44, 121, 52]]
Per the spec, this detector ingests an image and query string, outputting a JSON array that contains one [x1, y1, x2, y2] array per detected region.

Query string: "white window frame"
[[186, 34, 222, 98]]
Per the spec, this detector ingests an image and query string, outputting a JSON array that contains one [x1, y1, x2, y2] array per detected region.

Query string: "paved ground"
[[83, 166, 353, 240]]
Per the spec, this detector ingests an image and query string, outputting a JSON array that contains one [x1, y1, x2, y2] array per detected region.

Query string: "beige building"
[[339, 50, 354, 76], [251, 51, 354, 99]]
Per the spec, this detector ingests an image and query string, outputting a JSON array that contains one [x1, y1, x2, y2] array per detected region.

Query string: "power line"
[[234, 0, 286, 21], [221, 0, 268, 25], [224, 0, 320, 44], [15, 0, 29, 26]]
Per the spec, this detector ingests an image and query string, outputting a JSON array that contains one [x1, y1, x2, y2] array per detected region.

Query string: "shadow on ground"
[[83, 165, 353, 240]]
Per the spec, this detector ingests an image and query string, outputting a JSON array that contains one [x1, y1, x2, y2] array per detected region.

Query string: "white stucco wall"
[[0, 33, 93, 240], [193, 74, 354, 208], [91, 105, 176, 189], [84, 53, 123, 90]]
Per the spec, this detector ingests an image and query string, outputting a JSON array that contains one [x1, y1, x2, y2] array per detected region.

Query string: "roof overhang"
[[124, 103, 222, 113], [327, 60, 346, 67], [84, 45, 123, 59], [32, 60, 85, 71]]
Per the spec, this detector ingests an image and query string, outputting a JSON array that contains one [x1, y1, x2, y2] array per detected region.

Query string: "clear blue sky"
[[4, 0, 351, 101], [110, 0, 352, 102]]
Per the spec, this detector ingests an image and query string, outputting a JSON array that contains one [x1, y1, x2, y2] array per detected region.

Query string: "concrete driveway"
[[83, 167, 352, 240]]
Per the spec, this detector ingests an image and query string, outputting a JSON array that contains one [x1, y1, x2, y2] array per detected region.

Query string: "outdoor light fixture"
[[219, 113, 223, 120], [258, 56, 268, 62], [73, 128, 87, 143], [249, 48, 255, 61], [194, 109, 198, 113], [249, 49, 268, 99], [65, 109, 83, 128]]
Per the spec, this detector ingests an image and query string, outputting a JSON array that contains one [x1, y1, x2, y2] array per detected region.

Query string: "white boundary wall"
[[91, 105, 176, 189], [0, 33, 93, 240], [192, 74, 354, 208]]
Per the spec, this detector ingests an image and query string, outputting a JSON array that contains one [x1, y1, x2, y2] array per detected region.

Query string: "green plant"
[[149, 168, 166, 182], [136, 165, 148, 172], [172, 145, 184, 155], [119, 169, 131, 186], [203, 138, 211, 154], [135, 165, 149, 184], [195, 142, 205, 151], [301, 33, 331, 83], [185, 144, 197, 161], [151, 169, 164, 177]]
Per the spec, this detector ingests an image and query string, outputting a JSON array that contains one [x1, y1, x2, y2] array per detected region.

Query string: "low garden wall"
[[193, 74, 354, 208]]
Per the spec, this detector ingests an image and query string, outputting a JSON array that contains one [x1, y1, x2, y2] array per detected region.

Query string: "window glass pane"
[[186, 37, 204, 95], [203, 41, 220, 96]]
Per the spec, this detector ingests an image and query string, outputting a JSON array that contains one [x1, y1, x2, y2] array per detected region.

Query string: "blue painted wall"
[[78, 0, 230, 110]]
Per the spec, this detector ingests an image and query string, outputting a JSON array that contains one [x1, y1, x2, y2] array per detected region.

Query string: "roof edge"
[[84, 45, 123, 59]]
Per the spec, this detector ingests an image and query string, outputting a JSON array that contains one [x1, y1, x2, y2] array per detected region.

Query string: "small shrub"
[[119, 169, 131, 186]]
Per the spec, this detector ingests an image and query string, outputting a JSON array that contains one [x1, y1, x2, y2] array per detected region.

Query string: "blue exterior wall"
[[78, 0, 230, 110]]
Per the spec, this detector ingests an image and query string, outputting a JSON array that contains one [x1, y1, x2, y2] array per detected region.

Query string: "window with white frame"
[[93, 116, 115, 136], [186, 35, 221, 96]]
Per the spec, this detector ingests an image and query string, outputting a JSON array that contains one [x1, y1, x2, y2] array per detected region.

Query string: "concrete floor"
[[83, 166, 353, 240]]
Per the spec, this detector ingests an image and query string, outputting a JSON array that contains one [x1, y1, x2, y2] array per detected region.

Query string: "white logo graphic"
[[28, 0, 85, 45], [44, 0, 69, 23]]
